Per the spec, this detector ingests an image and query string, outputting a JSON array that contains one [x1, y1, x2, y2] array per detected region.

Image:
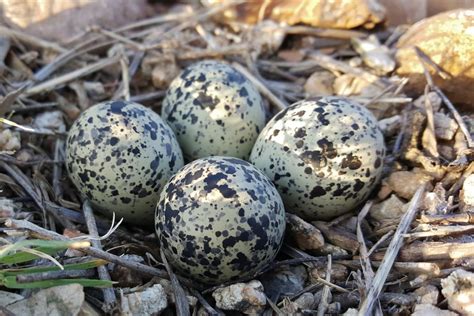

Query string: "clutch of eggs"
[[250, 97, 386, 221], [155, 156, 286, 284], [162, 60, 266, 160], [66, 101, 184, 225]]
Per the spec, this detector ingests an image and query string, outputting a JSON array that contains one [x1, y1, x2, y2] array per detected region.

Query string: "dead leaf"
[[203, 0, 386, 29]]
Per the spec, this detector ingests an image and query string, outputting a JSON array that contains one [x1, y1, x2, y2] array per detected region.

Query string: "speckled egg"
[[66, 100, 184, 225], [155, 156, 286, 284], [250, 97, 385, 221], [161, 60, 266, 160]]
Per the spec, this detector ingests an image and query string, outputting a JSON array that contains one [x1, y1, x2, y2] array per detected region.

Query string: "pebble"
[[304, 71, 335, 96], [414, 285, 439, 305], [260, 265, 307, 297], [212, 280, 267, 315], [413, 92, 442, 112], [121, 284, 168, 316], [412, 304, 457, 316], [294, 292, 317, 310], [0, 129, 20, 152], [385, 170, 433, 200], [286, 213, 325, 251], [441, 269, 474, 315], [461, 174, 474, 210], [370, 194, 408, 221], [434, 113, 458, 141]]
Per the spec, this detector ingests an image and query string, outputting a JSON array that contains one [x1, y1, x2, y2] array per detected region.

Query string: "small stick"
[[367, 230, 394, 257], [130, 91, 166, 103], [92, 27, 144, 51], [422, 84, 439, 158], [317, 254, 332, 316], [404, 224, 474, 239], [358, 185, 425, 315], [189, 288, 225, 316], [120, 54, 130, 101], [160, 249, 190, 316], [16, 269, 95, 283], [284, 25, 367, 39], [232, 62, 288, 111], [25, 56, 120, 96], [52, 133, 64, 200], [419, 212, 474, 225], [82, 201, 117, 311], [0, 26, 66, 53]]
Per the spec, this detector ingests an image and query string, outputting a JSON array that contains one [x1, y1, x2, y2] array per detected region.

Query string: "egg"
[[155, 156, 286, 284], [161, 60, 266, 161], [250, 97, 385, 221], [66, 100, 184, 224]]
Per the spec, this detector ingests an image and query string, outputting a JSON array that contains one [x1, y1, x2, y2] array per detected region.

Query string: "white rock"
[[413, 92, 442, 112], [212, 280, 266, 315], [370, 194, 408, 221], [343, 308, 359, 316], [412, 304, 457, 316], [294, 292, 316, 310], [33, 111, 65, 131], [121, 284, 168, 316], [434, 113, 458, 141], [7, 284, 84, 316], [304, 71, 335, 96], [0, 290, 23, 306], [414, 285, 439, 305], [462, 175, 474, 207], [0, 129, 20, 152], [441, 269, 474, 315]]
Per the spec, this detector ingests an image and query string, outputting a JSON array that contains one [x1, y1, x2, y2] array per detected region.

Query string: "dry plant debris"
[[0, 1, 472, 315]]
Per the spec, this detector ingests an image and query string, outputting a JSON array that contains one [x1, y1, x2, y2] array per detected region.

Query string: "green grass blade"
[[3, 276, 115, 289], [3, 259, 108, 276]]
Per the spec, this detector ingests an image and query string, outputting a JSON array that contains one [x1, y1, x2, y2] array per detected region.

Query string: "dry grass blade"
[[25, 56, 120, 96], [317, 254, 332, 316], [160, 249, 190, 316], [358, 185, 425, 315], [0, 26, 66, 53], [232, 62, 288, 111]]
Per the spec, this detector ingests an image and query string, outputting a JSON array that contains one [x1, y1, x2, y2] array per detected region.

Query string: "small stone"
[[0, 129, 20, 152], [294, 292, 316, 310], [304, 71, 335, 96], [33, 111, 65, 131], [212, 280, 266, 315], [83, 81, 106, 100], [333, 74, 373, 96], [0, 290, 23, 306], [441, 269, 474, 315], [386, 170, 434, 200], [155, 279, 197, 307], [461, 175, 474, 210], [413, 92, 442, 112], [309, 263, 348, 283], [423, 183, 449, 215], [109, 254, 146, 287], [7, 284, 85, 316], [343, 308, 359, 316], [378, 115, 401, 135], [414, 285, 439, 305], [286, 213, 324, 251], [260, 266, 307, 297], [0, 198, 16, 218], [434, 113, 458, 141], [151, 61, 180, 89], [121, 284, 168, 316], [412, 304, 457, 316], [370, 194, 408, 221]]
